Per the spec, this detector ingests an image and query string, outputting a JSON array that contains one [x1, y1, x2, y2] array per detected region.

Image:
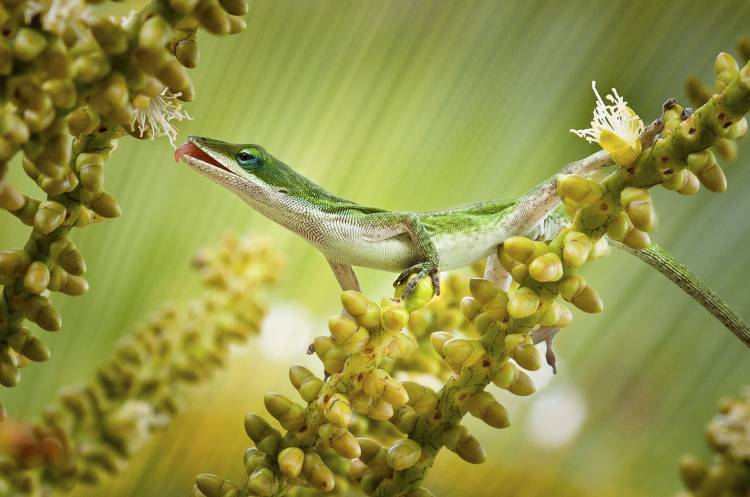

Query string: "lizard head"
[[175, 136, 288, 199]]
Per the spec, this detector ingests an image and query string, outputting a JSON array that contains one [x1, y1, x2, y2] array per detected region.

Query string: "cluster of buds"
[[0, 0, 247, 394], [685, 38, 750, 162], [677, 389, 750, 497], [194, 49, 750, 497], [195, 291, 426, 497], [0, 234, 282, 496], [195, 266, 566, 497], [564, 52, 750, 255], [392, 273, 472, 379]]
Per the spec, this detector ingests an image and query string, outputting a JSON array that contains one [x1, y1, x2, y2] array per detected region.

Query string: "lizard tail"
[[611, 241, 750, 349]]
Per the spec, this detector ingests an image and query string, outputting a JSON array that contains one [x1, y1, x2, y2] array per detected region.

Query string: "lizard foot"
[[393, 262, 441, 298]]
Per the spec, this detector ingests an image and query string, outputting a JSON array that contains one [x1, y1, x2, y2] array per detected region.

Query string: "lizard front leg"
[[391, 213, 441, 297]]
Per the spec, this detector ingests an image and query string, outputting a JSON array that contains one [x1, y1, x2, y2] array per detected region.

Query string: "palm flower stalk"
[[193, 50, 750, 497], [0, 0, 248, 400], [0, 233, 282, 496]]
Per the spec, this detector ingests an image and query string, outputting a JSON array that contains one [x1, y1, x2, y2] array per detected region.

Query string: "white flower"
[[131, 88, 191, 148], [106, 400, 169, 453], [571, 81, 644, 165], [25, 0, 93, 36]]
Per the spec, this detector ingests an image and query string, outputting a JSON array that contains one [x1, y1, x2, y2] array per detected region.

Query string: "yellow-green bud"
[[264, 393, 304, 431], [714, 52, 739, 91], [329, 316, 369, 353], [443, 338, 485, 369], [622, 225, 651, 250], [467, 391, 510, 429], [562, 231, 592, 267], [492, 361, 519, 389], [394, 274, 434, 312], [0, 355, 20, 387], [725, 117, 748, 140], [175, 38, 199, 68], [509, 370, 536, 396], [34, 201, 67, 235], [195, 474, 238, 497], [361, 368, 388, 398], [606, 211, 631, 241], [77, 153, 105, 193], [219, 0, 248, 15], [369, 399, 394, 420], [341, 290, 368, 317], [8, 330, 50, 362], [557, 174, 603, 206], [327, 426, 361, 458], [23, 261, 50, 294], [380, 299, 410, 331], [461, 296, 482, 321], [430, 331, 453, 357], [382, 378, 409, 407], [25, 295, 61, 331], [678, 454, 706, 491], [197, 0, 232, 34], [508, 287, 539, 319], [325, 393, 352, 427], [455, 434, 485, 464], [0, 249, 30, 277], [502, 236, 536, 264], [513, 340, 542, 371], [529, 252, 564, 282], [469, 278, 499, 304], [301, 453, 335, 492], [89, 191, 121, 218], [13, 28, 47, 61], [402, 381, 438, 415], [278, 447, 304, 479], [244, 413, 275, 443], [139, 16, 173, 49], [621, 187, 655, 232], [572, 285, 603, 313], [247, 468, 277, 497], [386, 332, 417, 358], [386, 439, 422, 471], [243, 448, 267, 475]]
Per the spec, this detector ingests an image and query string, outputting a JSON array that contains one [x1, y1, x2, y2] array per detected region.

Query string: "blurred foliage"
[[677, 389, 750, 497], [0, 234, 281, 496], [1, 1, 750, 497]]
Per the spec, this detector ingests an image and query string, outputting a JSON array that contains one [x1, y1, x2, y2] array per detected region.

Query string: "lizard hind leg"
[[327, 260, 361, 292]]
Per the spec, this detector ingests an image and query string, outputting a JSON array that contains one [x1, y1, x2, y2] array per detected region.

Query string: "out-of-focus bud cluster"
[[686, 39, 750, 162], [563, 53, 750, 255], [677, 388, 750, 497], [0, 0, 247, 396], [0, 234, 281, 496]]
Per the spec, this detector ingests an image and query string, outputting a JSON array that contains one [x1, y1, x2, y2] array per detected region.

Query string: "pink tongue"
[[174, 142, 200, 162]]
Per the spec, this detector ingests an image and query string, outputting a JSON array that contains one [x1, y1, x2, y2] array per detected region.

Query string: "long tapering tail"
[[612, 241, 750, 348]]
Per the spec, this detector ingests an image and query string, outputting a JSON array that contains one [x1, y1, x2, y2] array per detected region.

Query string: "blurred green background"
[[3, 0, 750, 496]]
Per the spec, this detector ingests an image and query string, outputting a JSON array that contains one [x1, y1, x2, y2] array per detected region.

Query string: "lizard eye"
[[237, 149, 261, 167]]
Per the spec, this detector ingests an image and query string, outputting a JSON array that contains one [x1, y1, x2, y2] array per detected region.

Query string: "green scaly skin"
[[175, 137, 749, 348]]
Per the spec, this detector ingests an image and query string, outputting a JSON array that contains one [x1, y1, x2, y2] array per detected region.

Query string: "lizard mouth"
[[175, 140, 235, 175]]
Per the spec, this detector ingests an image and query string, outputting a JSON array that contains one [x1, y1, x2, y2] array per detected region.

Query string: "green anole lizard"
[[174, 135, 750, 350]]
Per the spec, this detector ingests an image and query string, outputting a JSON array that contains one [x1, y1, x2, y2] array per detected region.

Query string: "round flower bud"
[[562, 231, 592, 267], [278, 447, 304, 479], [507, 287, 540, 319], [529, 252, 564, 282], [23, 261, 50, 294], [386, 439, 422, 471], [324, 393, 352, 427], [394, 274, 434, 312]]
